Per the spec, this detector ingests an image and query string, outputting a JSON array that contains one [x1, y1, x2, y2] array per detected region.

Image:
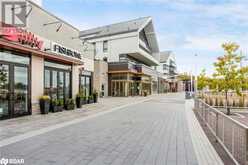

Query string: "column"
[[31, 56, 44, 114], [72, 64, 80, 99]]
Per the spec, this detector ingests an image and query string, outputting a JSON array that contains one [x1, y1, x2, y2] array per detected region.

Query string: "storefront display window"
[[44, 61, 72, 101], [0, 50, 30, 119], [79, 71, 92, 97], [0, 51, 30, 65]]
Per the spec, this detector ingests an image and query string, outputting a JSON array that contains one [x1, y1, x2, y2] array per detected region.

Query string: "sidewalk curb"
[[0, 98, 152, 148]]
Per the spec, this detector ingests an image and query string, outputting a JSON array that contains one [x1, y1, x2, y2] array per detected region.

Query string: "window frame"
[[103, 41, 108, 53]]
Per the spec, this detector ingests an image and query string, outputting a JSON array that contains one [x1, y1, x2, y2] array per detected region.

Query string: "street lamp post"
[[194, 54, 198, 95]]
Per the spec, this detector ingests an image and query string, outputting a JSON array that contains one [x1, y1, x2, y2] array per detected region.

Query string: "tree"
[[178, 73, 191, 81], [197, 69, 209, 90], [239, 66, 248, 90], [213, 42, 244, 115]]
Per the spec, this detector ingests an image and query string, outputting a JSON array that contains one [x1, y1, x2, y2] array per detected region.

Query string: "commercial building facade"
[[80, 17, 162, 97], [0, 0, 94, 119], [157, 51, 178, 92]]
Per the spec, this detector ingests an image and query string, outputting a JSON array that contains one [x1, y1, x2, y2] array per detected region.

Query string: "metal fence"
[[194, 98, 248, 165]]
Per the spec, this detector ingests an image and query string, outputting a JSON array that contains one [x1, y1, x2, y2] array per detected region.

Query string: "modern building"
[[157, 51, 178, 92], [80, 17, 161, 97], [0, 0, 94, 119]]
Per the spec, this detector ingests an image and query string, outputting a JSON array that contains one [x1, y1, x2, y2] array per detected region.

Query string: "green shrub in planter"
[[82, 96, 88, 105], [50, 99, 64, 112], [39, 95, 50, 114], [88, 95, 94, 104], [93, 90, 98, 103], [65, 98, 75, 110]]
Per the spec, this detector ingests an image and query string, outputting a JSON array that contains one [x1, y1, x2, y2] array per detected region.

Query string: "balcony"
[[108, 62, 138, 73], [108, 62, 157, 77], [136, 64, 157, 76]]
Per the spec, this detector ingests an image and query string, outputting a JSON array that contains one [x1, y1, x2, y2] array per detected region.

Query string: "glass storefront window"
[[0, 64, 9, 118], [58, 72, 64, 99], [85, 77, 90, 97], [44, 61, 71, 101], [44, 70, 50, 95], [45, 61, 71, 71], [79, 73, 92, 97], [0, 52, 30, 119], [51, 71, 58, 99], [65, 73, 70, 99], [0, 51, 29, 65]]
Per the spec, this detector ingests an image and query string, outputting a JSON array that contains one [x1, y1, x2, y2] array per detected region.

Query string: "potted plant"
[[50, 99, 64, 112], [82, 95, 88, 105], [93, 90, 98, 103], [57, 99, 64, 112], [39, 95, 50, 114], [50, 99, 58, 113], [88, 95, 94, 104], [144, 91, 148, 97], [76, 93, 82, 108], [65, 98, 75, 110]]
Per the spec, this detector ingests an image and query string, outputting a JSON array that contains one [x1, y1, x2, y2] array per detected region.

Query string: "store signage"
[[0, 27, 44, 50], [52, 43, 82, 59]]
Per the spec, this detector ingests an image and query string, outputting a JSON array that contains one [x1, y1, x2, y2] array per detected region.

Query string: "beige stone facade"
[[93, 60, 108, 97]]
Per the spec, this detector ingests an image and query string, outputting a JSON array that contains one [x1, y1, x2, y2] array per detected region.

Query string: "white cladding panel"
[[94, 36, 138, 62]]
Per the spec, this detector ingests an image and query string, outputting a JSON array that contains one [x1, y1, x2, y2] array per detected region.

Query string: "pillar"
[[31, 55, 44, 114]]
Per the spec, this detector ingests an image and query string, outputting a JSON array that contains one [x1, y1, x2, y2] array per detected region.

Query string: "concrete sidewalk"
[[0, 95, 155, 141]]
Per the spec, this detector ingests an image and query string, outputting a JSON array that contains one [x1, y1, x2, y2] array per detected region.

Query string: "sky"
[[42, 0, 248, 75]]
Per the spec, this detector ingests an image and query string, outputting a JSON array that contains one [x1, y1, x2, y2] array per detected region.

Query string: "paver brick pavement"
[[0, 93, 199, 165]]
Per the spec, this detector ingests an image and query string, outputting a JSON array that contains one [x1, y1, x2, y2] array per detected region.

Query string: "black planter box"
[[88, 99, 94, 104], [65, 104, 75, 110], [50, 105, 63, 113], [76, 97, 82, 108], [93, 95, 98, 103], [81, 100, 87, 105], [40, 100, 50, 114]]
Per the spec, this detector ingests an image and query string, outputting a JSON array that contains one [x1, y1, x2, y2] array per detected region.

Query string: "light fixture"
[[43, 21, 63, 32]]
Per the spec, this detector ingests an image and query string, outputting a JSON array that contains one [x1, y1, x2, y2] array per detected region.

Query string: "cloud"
[[43, 0, 248, 74]]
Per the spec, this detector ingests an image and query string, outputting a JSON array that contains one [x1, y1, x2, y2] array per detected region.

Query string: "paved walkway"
[[0, 93, 223, 165], [0, 96, 150, 141]]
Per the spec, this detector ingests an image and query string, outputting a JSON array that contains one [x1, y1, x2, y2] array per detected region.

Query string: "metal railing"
[[194, 98, 248, 165]]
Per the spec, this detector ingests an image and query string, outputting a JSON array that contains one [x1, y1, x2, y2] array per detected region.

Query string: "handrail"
[[198, 99, 248, 129], [195, 98, 248, 165]]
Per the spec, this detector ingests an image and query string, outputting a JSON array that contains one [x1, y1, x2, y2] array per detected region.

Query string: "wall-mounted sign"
[[0, 27, 43, 50], [52, 43, 81, 59]]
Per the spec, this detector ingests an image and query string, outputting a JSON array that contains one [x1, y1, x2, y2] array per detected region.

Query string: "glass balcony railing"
[[108, 62, 157, 76]]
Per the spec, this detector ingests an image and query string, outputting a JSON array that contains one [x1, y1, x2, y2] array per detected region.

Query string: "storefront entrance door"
[[0, 62, 30, 119]]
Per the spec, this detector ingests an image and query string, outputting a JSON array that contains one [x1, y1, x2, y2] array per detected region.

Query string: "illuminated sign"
[[0, 27, 43, 50]]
